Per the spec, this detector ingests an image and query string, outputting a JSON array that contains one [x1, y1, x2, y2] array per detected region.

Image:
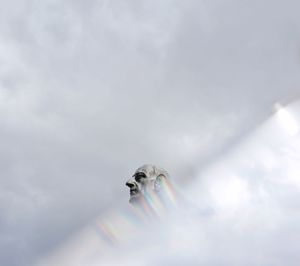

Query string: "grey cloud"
[[0, 0, 300, 265]]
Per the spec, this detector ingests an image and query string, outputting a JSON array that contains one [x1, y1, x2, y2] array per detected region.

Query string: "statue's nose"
[[126, 181, 135, 188]]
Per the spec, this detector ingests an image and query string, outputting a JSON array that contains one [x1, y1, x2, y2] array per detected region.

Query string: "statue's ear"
[[154, 175, 166, 191]]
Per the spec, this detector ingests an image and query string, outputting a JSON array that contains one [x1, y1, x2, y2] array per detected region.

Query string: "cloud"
[[0, 0, 300, 265]]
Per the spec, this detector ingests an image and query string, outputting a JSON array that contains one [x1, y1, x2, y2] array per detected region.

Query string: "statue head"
[[126, 164, 169, 204]]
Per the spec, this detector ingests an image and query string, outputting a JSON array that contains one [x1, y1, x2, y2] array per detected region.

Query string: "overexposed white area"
[[1, 0, 300, 265]]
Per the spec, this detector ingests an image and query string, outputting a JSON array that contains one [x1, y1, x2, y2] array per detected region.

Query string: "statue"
[[125, 164, 172, 205], [126, 164, 169, 203]]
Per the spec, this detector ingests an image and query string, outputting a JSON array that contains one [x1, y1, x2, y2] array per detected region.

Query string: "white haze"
[[37, 101, 300, 266]]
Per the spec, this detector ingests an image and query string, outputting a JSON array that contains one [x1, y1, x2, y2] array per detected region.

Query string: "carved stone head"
[[126, 164, 169, 204]]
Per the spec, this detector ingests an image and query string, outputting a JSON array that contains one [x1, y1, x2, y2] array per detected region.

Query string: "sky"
[[0, 0, 300, 265]]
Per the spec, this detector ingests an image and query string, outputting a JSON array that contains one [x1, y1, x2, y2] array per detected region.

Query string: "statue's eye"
[[135, 173, 146, 182]]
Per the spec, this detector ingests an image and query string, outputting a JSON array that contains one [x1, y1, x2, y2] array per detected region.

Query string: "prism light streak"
[[88, 178, 178, 248]]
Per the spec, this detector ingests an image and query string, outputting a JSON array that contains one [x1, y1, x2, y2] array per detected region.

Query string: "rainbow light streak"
[[160, 177, 178, 207], [92, 177, 178, 248]]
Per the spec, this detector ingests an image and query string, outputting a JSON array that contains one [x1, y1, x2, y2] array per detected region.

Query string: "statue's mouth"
[[130, 188, 139, 196]]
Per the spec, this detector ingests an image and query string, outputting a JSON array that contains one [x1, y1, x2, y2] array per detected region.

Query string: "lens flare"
[[274, 103, 299, 136]]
